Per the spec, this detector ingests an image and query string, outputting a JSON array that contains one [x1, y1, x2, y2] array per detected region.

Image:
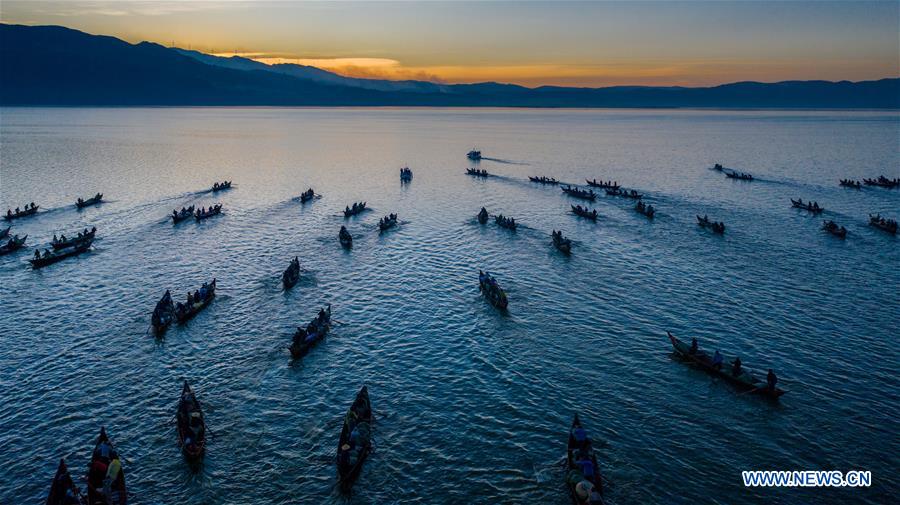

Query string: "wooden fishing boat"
[[343, 202, 367, 217], [175, 279, 216, 323], [4, 205, 39, 221], [30, 239, 92, 269], [46, 458, 84, 505], [299, 188, 315, 203], [336, 385, 373, 488], [635, 201, 655, 219], [529, 176, 559, 184], [52, 228, 96, 250], [565, 414, 604, 505], [400, 167, 413, 181], [863, 176, 900, 188], [869, 214, 898, 234], [288, 305, 331, 359], [552, 231, 572, 254], [76, 193, 103, 208], [479, 271, 508, 309], [176, 381, 207, 463], [571, 205, 598, 221], [585, 179, 618, 189], [466, 168, 489, 177], [171, 206, 195, 224], [210, 181, 232, 192], [467, 149, 482, 160], [477, 207, 489, 224], [282, 257, 301, 289], [194, 205, 222, 221], [339, 226, 353, 248], [151, 291, 175, 336], [562, 185, 596, 201], [667, 332, 785, 399], [495, 215, 517, 231], [712, 163, 725, 171], [378, 214, 398, 231], [839, 179, 861, 189], [697, 215, 725, 234], [790, 199, 823, 213], [822, 220, 847, 238], [1, 226, 11, 239], [86, 427, 127, 505], [0, 235, 27, 255], [726, 171, 753, 181]]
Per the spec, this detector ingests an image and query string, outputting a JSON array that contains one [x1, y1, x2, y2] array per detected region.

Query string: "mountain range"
[[2, 23, 897, 108]]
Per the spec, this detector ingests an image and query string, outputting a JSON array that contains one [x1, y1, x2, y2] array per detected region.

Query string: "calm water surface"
[[1, 107, 898, 504]]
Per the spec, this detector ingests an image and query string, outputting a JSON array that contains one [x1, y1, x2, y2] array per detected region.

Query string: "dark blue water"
[[1, 107, 898, 504]]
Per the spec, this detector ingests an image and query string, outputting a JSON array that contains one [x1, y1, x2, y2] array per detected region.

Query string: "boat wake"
[[480, 157, 529, 165]]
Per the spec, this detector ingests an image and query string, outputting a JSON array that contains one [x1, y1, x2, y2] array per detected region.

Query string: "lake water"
[[1, 107, 898, 504]]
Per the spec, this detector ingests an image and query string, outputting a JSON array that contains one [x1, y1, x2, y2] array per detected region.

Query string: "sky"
[[2, 1, 898, 87]]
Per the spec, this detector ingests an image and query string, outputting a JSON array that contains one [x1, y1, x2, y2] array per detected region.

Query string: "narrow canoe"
[[176, 381, 207, 463], [30, 239, 92, 269], [668, 332, 785, 399], [337, 385, 373, 488], [566, 414, 604, 505], [86, 427, 127, 505]]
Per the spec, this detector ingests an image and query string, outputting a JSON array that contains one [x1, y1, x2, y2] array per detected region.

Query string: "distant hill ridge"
[[2, 23, 897, 108]]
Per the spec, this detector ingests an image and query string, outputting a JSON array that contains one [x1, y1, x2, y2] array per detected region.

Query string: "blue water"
[[1, 107, 898, 504]]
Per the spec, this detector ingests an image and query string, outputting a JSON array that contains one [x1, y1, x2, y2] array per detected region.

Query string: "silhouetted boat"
[[282, 256, 301, 289], [194, 205, 222, 221], [529, 176, 559, 184], [343, 202, 366, 217], [174, 279, 216, 323], [697, 215, 725, 234], [668, 331, 785, 399], [552, 230, 572, 253], [839, 179, 861, 189], [479, 270, 508, 309], [400, 167, 413, 181], [75, 193, 103, 208], [0, 235, 26, 255], [30, 239, 92, 269], [51, 227, 96, 250], [4, 204, 39, 221], [466, 168, 489, 177], [726, 171, 753, 181], [171, 205, 195, 224], [46, 458, 83, 505], [585, 178, 618, 189], [299, 188, 315, 203], [477, 207, 489, 224], [337, 385, 373, 489], [822, 220, 847, 238], [571, 205, 598, 221], [288, 305, 331, 359], [791, 198, 823, 213], [863, 175, 900, 188], [869, 213, 898, 234], [339, 226, 353, 248], [151, 290, 175, 336], [562, 185, 596, 201], [211, 181, 232, 192], [176, 381, 206, 463], [379, 213, 398, 231], [467, 149, 482, 160], [635, 200, 655, 219]]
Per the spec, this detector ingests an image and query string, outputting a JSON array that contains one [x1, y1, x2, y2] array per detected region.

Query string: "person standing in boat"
[[712, 350, 723, 370], [731, 357, 742, 377], [766, 369, 778, 392]]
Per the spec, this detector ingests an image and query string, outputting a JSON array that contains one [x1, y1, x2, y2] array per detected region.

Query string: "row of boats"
[[150, 280, 217, 335], [5, 193, 104, 221], [841, 175, 900, 189]]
